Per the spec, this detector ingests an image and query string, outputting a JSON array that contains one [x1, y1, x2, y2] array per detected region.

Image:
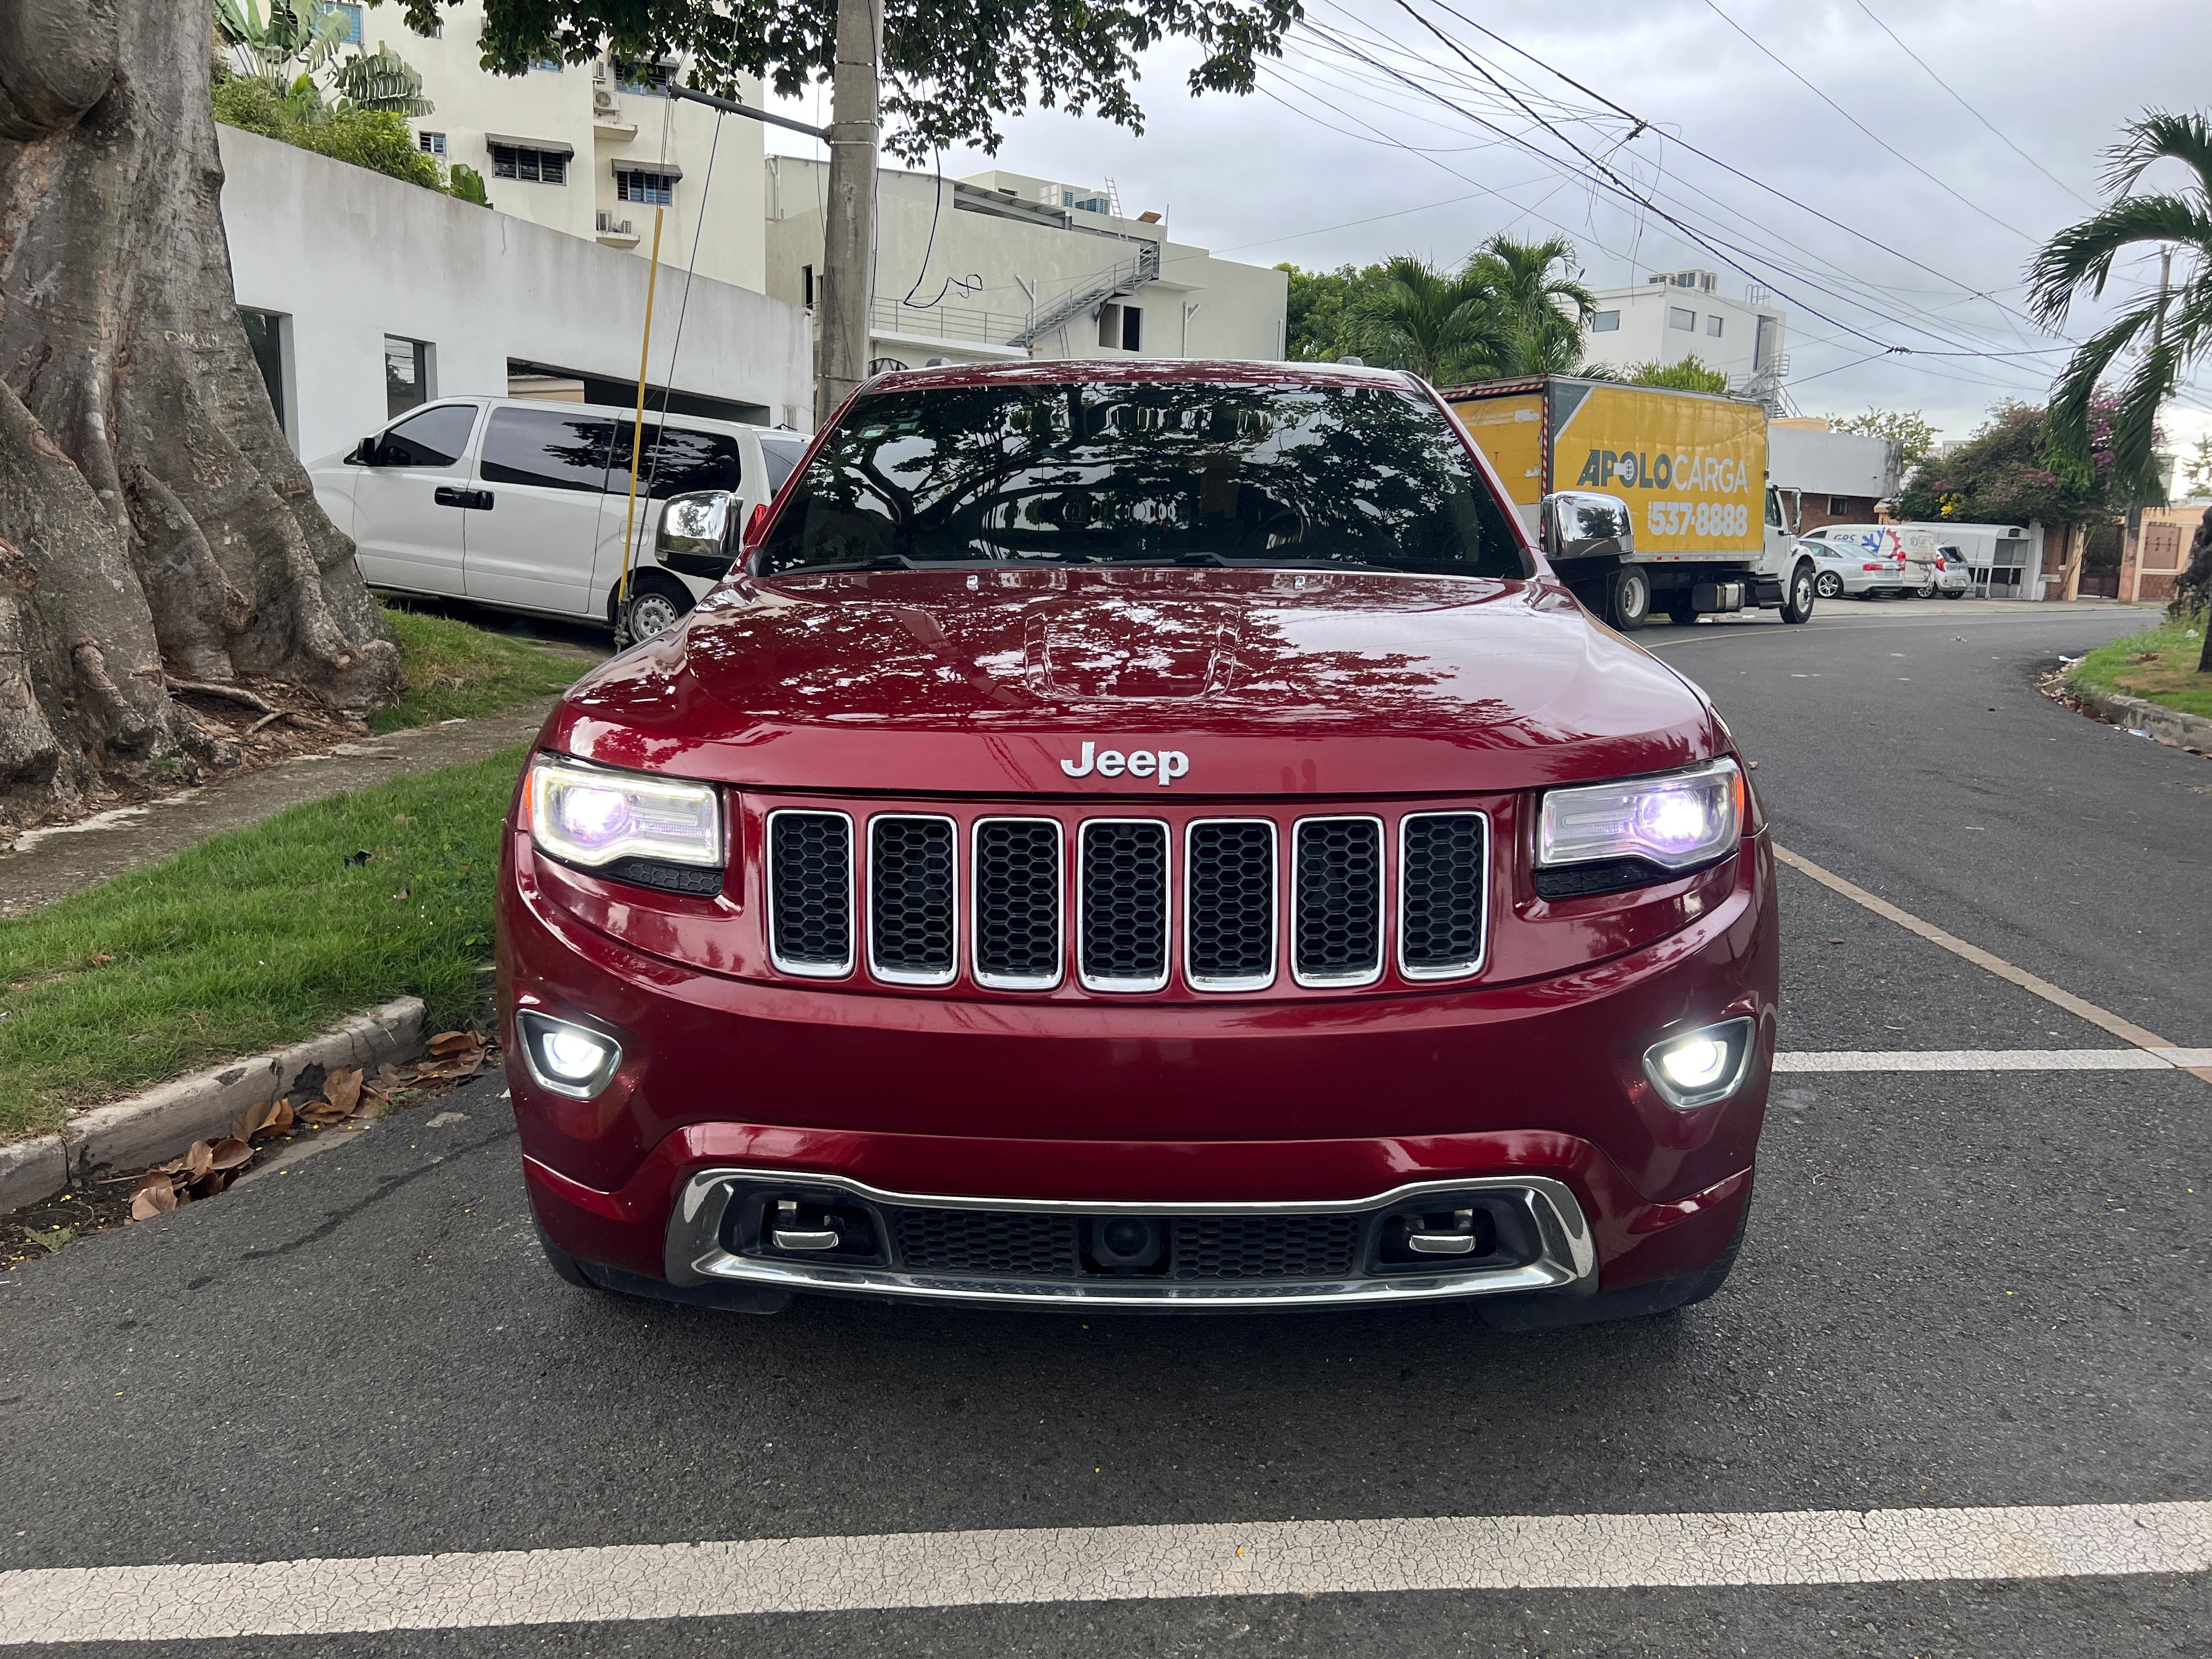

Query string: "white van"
[[308, 397, 811, 639], [1795, 523, 1940, 600]]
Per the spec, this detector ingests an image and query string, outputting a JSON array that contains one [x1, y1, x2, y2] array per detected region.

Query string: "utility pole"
[[816, 0, 883, 424]]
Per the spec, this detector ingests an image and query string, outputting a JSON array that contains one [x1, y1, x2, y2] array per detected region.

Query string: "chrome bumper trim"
[[663, 1168, 1597, 1311]]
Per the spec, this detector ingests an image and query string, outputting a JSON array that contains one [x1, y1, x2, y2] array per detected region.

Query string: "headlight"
[[527, 754, 723, 871], [1538, 758, 1744, 877]]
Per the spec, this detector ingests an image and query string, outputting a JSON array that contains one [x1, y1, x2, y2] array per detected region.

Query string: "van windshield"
[[755, 381, 1527, 579]]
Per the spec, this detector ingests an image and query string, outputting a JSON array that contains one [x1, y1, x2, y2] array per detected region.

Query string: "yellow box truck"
[[1444, 375, 1817, 631]]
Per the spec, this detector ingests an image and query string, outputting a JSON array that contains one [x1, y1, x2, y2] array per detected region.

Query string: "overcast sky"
[[766, 0, 2212, 458]]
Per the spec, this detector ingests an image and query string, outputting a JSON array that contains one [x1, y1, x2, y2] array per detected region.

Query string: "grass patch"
[[0, 749, 527, 1141], [2067, 615, 2212, 720], [374, 602, 582, 735]]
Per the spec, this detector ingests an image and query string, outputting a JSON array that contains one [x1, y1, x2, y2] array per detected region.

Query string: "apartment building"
[[1583, 269, 1788, 406], [763, 160, 1288, 370], [373, 1, 767, 300]]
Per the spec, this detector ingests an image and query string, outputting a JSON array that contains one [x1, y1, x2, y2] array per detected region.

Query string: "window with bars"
[[418, 131, 445, 156], [490, 144, 567, 185], [614, 57, 673, 95], [616, 168, 674, 205]]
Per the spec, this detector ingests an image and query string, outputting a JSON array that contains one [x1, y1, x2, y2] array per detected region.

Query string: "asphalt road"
[[3, 597, 2205, 1656]]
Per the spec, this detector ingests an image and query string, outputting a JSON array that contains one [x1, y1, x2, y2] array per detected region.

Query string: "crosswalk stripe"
[[1773, 1048, 2212, 1073]]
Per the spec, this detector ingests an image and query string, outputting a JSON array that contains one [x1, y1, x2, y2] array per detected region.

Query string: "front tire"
[[620, 572, 694, 643], [1605, 566, 1652, 631], [1780, 562, 1816, 625]]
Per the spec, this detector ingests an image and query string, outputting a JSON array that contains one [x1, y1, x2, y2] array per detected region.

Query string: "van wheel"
[[618, 573, 693, 644], [1781, 562, 1816, 624], [1606, 566, 1651, 631]]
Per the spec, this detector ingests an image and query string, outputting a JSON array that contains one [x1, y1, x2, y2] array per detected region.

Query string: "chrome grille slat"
[[766, 809, 854, 977], [972, 818, 1063, 990], [1184, 819, 1276, 991], [868, 814, 957, 985], [1399, 811, 1489, 979], [1077, 819, 1170, 992], [1291, 816, 1384, 986]]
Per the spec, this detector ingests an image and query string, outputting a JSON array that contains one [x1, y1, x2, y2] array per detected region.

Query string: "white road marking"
[[1774, 1048, 2212, 1073], [3, 1503, 2205, 1643], [1773, 845, 2212, 1086]]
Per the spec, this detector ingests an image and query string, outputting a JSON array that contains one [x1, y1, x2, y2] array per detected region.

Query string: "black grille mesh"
[[1400, 814, 1486, 972], [1294, 819, 1381, 980], [1186, 821, 1274, 985], [1170, 1215, 1361, 1280], [893, 1209, 1081, 1276], [973, 820, 1061, 983], [769, 811, 851, 969], [870, 816, 955, 978], [1080, 821, 1168, 986]]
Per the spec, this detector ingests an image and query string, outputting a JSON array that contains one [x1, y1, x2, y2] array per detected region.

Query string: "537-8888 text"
[[1645, 500, 1752, 538]]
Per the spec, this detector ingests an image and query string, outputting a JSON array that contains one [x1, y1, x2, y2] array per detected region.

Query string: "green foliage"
[[1599, 356, 1733, 394], [215, 0, 435, 119], [1278, 233, 1598, 385], [215, 76, 449, 191], [1894, 399, 2128, 527], [448, 163, 492, 207], [0, 749, 526, 1138], [2182, 432, 2212, 497], [370, 601, 582, 735], [330, 42, 436, 116], [400, 0, 1298, 161], [1829, 407, 1939, 465], [2066, 616, 2212, 715], [2027, 109, 2211, 503]]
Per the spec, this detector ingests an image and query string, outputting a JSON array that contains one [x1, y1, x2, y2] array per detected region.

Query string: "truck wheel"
[[1780, 562, 1816, 624], [1605, 567, 1652, 631], [1666, 598, 1699, 626]]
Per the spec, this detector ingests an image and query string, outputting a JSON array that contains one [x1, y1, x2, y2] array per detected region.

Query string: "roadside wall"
[[2120, 502, 2210, 603], [221, 126, 812, 463]]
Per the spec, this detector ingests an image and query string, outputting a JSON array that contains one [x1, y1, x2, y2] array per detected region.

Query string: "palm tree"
[[1350, 256, 1508, 387], [1475, 234, 1599, 376], [2029, 110, 2212, 511]]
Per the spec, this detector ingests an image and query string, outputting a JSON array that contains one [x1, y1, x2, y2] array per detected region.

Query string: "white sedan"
[[1798, 537, 1899, 599]]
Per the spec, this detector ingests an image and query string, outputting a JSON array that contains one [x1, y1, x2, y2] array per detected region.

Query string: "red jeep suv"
[[498, 361, 1776, 1327]]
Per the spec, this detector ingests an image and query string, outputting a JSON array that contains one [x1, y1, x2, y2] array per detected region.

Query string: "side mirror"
[[654, 488, 737, 579], [349, 437, 380, 466], [1540, 490, 1634, 561]]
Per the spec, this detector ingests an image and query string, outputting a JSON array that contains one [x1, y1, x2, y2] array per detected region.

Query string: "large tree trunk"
[[0, 0, 397, 832]]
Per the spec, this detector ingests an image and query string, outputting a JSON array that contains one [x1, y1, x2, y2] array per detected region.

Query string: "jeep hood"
[[546, 568, 1725, 796]]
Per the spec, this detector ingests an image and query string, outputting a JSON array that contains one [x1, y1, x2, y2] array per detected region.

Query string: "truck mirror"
[[654, 489, 738, 580], [1541, 491, 1635, 561]]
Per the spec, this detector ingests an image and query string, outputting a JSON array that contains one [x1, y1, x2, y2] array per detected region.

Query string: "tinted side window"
[[375, 404, 477, 468], [607, 424, 744, 500], [479, 409, 616, 493], [759, 437, 807, 494]]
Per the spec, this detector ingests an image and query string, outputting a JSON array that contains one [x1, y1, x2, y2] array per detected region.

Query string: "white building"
[[378, 1, 767, 297], [1765, 422, 1901, 532], [222, 127, 811, 465], [1583, 269, 1787, 405], [763, 160, 1288, 370]]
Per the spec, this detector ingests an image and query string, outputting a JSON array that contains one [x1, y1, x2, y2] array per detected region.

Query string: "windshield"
[[755, 381, 1528, 579]]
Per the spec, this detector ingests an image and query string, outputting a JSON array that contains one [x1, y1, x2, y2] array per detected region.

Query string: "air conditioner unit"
[[592, 87, 616, 112]]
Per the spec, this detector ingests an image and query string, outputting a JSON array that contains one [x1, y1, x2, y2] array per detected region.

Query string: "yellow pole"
[[617, 204, 668, 625]]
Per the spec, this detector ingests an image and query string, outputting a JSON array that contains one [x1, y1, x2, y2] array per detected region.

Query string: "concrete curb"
[[2075, 684, 2212, 756], [2, 997, 428, 1215]]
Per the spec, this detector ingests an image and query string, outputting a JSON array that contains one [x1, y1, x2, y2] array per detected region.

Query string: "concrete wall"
[[392, 2, 766, 294], [2120, 501, 2209, 603], [221, 126, 811, 463], [1583, 279, 1785, 388], [764, 156, 1286, 369]]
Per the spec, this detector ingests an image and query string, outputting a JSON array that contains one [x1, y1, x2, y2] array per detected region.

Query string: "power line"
[[1695, 0, 2039, 244], [1848, 0, 2093, 209]]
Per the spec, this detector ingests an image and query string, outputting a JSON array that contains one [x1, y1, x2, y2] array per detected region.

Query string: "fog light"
[[516, 1010, 623, 1100], [1643, 1018, 1755, 1110]]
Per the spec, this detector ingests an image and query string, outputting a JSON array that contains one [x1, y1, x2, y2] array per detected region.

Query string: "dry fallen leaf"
[[207, 1137, 253, 1172], [239, 1097, 295, 1142], [325, 1066, 365, 1117], [128, 1172, 180, 1221], [428, 1031, 479, 1057], [182, 1140, 215, 1184], [364, 1062, 407, 1099], [91, 952, 115, 966]]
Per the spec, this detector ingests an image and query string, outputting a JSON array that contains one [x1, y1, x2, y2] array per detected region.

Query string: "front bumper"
[[503, 831, 1775, 1307]]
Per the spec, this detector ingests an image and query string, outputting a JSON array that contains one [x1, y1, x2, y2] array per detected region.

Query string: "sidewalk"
[[0, 699, 556, 917]]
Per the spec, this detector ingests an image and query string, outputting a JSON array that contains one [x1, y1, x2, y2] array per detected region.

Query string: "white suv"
[[308, 397, 810, 639]]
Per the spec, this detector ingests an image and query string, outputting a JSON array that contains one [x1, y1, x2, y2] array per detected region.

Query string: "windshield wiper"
[[1173, 551, 1228, 566]]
